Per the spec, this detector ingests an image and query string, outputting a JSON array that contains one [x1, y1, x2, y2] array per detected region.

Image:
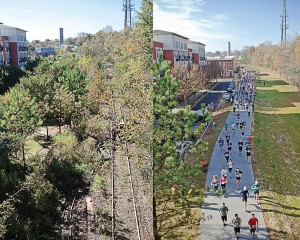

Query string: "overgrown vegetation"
[[241, 36, 300, 90], [0, 0, 152, 239]]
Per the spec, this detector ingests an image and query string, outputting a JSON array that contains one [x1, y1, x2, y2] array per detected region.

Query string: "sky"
[[154, 0, 300, 52], [0, 0, 141, 41]]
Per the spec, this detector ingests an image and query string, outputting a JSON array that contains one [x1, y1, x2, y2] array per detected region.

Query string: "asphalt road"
[[192, 80, 232, 111]]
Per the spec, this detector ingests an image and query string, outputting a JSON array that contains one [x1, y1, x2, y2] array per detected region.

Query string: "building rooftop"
[[154, 30, 189, 40], [187, 40, 206, 46], [207, 56, 234, 60], [0, 24, 27, 32]]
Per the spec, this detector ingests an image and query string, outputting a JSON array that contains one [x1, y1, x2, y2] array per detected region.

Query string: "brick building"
[[0, 24, 28, 67], [206, 56, 235, 78], [153, 30, 190, 67], [153, 30, 206, 68], [187, 40, 206, 67]]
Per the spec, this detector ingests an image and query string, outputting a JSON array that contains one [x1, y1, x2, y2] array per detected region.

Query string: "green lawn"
[[253, 73, 300, 240]]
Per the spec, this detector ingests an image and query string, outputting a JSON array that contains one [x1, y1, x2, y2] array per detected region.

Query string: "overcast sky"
[[1, 0, 141, 41], [154, 0, 300, 52]]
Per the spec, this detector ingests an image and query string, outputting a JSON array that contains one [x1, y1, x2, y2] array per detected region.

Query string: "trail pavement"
[[198, 109, 268, 240]]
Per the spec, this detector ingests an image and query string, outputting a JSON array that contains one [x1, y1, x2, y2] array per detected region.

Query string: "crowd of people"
[[210, 72, 262, 239]]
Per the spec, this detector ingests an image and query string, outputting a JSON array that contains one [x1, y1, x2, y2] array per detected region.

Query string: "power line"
[[280, 0, 288, 44], [123, 0, 135, 29]]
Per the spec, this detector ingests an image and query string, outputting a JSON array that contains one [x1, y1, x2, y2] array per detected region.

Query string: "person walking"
[[233, 105, 236, 115], [227, 159, 234, 178], [251, 180, 261, 204], [240, 186, 250, 211], [211, 175, 219, 191], [218, 137, 224, 150], [248, 214, 259, 239], [235, 168, 243, 190], [219, 203, 229, 226], [232, 214, 242, 239]]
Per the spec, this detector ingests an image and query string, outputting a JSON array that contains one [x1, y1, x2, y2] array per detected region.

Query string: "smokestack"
[[59, 28, 64, 46], [227, 42, 231, 56]]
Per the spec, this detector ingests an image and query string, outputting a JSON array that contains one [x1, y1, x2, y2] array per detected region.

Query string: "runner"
[[233, 105, 236, 115], [235, 168, 243, 190], [221, 166, 227, 178], [239, 120, 243, 132], [227, 159, 234, 178], [224, 149, 230, 163], [211, 175, 219, 191], [220, 175, 227, 190], [224, 122, 228, 133], [246, 149, 251, 164], [238, 140, 244, 155], [225, 133, 231, 145], [231, 123, 236, 135], [251, 180, 261, 204], [232, 214, 242, 239], [227, 141, 233, 152], [248, 214, 259, 239], [248, 108, 251, 116], [235, 118, 239, 128], [241, 127, 245, 139], [240, 186, 250, 211], [218, 137, 224, 150], [219, 203, 229, 226]]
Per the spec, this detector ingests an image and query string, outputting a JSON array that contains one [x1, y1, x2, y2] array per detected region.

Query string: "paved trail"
[[198, 109, 268, 240]]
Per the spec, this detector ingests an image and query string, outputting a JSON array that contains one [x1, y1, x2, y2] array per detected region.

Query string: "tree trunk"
[[6, 158, 10, 174], [46, 125, 49, 140], [22, 142, 26, 173], [20, 127, 26, 173], [59, 100, 62, 133], [153, 195, 161, 240]]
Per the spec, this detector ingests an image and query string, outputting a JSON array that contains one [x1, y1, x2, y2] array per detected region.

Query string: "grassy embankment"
[[253, 73, 300, 240]]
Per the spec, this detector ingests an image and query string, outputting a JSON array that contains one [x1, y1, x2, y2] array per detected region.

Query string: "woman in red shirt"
[[220, 175, 227, 189]]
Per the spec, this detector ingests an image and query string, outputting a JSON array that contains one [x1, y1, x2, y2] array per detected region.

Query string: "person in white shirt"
[[227, 159, 234, 178], [221, 166, 227, 178]]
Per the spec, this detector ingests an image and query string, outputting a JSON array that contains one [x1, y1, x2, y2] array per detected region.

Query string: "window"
[[229, 62, 232, 66]]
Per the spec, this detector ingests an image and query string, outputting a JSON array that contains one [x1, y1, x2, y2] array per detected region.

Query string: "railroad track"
[[110, 91, 142, 240]]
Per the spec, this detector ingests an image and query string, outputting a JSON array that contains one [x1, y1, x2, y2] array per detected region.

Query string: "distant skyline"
[[154, 0, 300, 52], [1, 0, 141, 41]]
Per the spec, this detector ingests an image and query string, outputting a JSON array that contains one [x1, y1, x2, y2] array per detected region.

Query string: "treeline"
[[153, 57, 212, 238], [0, 0, 152, 239], [241, 36, 300, 89], [170, 61, 223, 105]]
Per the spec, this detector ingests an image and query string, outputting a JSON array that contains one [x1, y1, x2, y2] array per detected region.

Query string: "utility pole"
[[123, 0, 135, 29], [280, 0, 288, 44]]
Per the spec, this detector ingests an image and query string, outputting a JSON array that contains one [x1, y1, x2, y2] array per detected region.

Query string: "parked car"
[[226, 88, 233, 93], [223, 92, 231, 100], [229, 83, 235, 89]]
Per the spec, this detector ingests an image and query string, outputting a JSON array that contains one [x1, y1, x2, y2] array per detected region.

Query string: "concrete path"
[[198, 110, 268, 239]]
